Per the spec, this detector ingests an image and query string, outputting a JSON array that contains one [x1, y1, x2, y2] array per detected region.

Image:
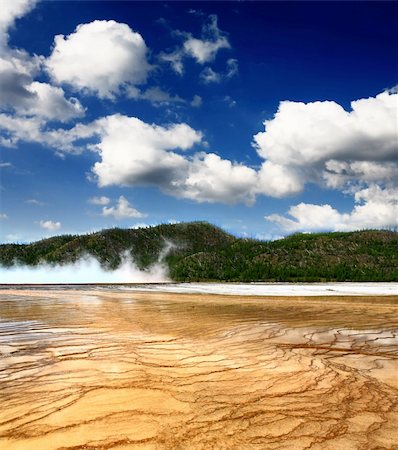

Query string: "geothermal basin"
[[0, 284, 397, 449]]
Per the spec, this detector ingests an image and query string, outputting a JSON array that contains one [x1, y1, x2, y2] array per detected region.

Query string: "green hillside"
[[1, 222, 397, 282]]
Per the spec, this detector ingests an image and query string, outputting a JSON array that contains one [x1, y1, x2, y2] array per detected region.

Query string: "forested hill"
[[0, 222, 397, 282]]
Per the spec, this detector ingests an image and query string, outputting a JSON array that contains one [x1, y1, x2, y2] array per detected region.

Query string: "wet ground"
[[0, 287, 397, 449]]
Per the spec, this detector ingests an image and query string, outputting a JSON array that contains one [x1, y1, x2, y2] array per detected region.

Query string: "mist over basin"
[[0, 287, 397, 449]]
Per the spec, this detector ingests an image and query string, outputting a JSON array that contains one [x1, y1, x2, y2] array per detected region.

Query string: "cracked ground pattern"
[[0, 288, 397, 449]]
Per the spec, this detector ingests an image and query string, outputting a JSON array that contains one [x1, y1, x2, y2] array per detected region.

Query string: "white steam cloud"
[[0, 252, 171, 284]]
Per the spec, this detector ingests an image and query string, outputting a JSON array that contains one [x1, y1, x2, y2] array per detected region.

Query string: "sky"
[[0, 0, 397, 244]]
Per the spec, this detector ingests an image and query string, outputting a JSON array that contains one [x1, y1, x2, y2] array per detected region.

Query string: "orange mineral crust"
[[1, 288, 397, 449]]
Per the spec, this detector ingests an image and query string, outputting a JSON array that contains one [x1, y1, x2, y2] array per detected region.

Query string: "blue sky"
[[0, 0, 397, 243]]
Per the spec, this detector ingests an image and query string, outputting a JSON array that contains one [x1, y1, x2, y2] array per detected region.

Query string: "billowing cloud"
[[256, 161, 303, 198], [266, 185, 398, 232], [254, 90, 398, 196], [39, 220, 61, 231], [89, 115, 258, 205], [180, 153, 258, 205], [0, 112, 99, 150], [23, 81, 84, 121], [0, 0, 37, 46], [102, 196, 146, 219], [0, 56, 83, 121], [46, 20, 151, 99], [92, 115, 202, 188]]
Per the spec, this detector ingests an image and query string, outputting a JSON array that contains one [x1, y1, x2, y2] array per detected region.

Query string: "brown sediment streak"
[[0, 289, 397, 449]]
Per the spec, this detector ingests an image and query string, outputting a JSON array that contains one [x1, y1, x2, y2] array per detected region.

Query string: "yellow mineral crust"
[[0, 288, 397, 449]]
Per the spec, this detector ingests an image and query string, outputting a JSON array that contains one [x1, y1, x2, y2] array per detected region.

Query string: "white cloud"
[[200, 67, 221, 84], [46, 20, 151, 99], [0, 1, 82, 123], [25, 199, 44, 206], [1, 80, 396, 211], [0, 162, 12, 168], [126, 86, 185, 106], [161, 14, 231, 74], [92, 114, 202, 188], [0, 0, 36, 46], [254, 90, 398, 197], [200, 59, 238, 84], [89, 115, 258, 205], [0, 113, 43, 147], [181, 153, 258, 205], [256, 161, 303, 198], [88, 196, 110, 205], [323, 160, 398, 190], [159, 50, 184, 75], [102, 196, 146, 219], [266, 185, 398, 232], [0, 112, 99, 151], [183, 15, 230, 64], [191, 95, 202, 107], [226, 58, 239, 78], [39, 220, 61, 231], [0, 213, 8, 220], [0, 53, 83, 123]]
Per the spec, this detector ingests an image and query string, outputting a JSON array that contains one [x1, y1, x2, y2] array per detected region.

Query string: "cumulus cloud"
[[88, 114, 259, 205], [0, 58, 84, 122], [102, 196, 147, 219], [266, 185, 398, 232], [46, 20, 151, 99], [256, 161, 303, 198], [20, 81, 84, 121], [92, 114, 202, 188], [1, 74, 396, 218], [88, 196, 110, 205], [0, 0, 37, 46], [181, 153, 258, 205], [0, 4, 84, 123], [254, 90, 398, 196], [39, 220, 61, 231], [0, 112, 99, 150]]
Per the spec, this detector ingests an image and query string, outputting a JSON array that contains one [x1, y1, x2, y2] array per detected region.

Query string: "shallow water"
[[0, 287, 397, 449]]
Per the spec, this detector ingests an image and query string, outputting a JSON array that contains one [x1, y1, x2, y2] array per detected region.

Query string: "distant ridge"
[[1, 222, 397, 282]]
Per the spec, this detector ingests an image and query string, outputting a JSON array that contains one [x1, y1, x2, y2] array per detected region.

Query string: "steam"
[[0, 246, 173, 284]]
